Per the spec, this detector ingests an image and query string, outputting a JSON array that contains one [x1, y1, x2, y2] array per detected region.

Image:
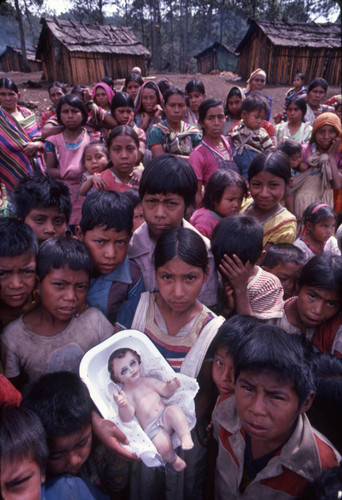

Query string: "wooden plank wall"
[[237, 29, 341, 85], [197, 52, 217, 73]]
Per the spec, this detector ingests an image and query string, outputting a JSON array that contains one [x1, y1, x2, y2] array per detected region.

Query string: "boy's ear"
[[75, 225, 84, 241], [241, 110, 247, 120], [299, 390, 315, 415]]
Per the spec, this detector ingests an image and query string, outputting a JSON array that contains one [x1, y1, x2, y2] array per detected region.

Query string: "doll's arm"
[[113, 390, 135, 422], [151, 377, 181, 398]]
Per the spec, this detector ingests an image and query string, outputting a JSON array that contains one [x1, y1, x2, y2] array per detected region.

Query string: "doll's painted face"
[[111, 352, 142, 384]]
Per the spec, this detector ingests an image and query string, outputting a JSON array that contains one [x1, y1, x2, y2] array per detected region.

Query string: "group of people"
[[0, 65, 341, 500]]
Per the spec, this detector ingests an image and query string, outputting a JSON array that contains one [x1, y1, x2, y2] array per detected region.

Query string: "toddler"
[[294, 203, 340, 259], [190, 169, 247, 238], [79, 140, 109, 196], [109, 347, 193, 471], [229, 94, 273, 178]]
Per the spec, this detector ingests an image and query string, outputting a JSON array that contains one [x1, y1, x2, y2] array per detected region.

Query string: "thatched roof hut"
[[36, 18, 150, 85], [194, 42, 238, 74], [236, 19, 341, 85], [0, 46, 42, 72]]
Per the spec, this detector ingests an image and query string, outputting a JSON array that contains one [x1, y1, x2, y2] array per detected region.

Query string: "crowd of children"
[[0, 67, 341, 499]]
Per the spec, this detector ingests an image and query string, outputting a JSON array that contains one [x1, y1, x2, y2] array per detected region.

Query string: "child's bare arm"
[[329, 138, 342, 189], [114, 390, 135, 422], [79, 175, 107, 195], [150, 377, 181, 398], [219, 254, 253, 316]]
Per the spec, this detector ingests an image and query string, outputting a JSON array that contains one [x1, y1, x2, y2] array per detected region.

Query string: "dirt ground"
[[0, 69, 340, 123]]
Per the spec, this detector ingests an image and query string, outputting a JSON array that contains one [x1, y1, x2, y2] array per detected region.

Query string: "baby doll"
[[108, 348, 194, 471]]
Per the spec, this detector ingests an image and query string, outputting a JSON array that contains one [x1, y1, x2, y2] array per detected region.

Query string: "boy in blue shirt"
[[77, 190, 144, 328]]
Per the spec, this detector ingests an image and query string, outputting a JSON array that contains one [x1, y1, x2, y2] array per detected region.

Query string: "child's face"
[[264, 261, 303, 300], [296, 286, 340, 328], [227, 95, 242, 118], [249, 171, 286, 211], [314, 125, 338, 152], [59, 103, 83, 129], [108, 135, 138, 176], [188, 90, 205, 113], [142, 192, 185, 241], [39, 267, 89, 321], [94, 86, 109, 108], [212, 347, 235, 395], [156, 256, 207, 313], [0, 456, 44, 500], [287, 103, 303, 124], [214, 185, 244, 217], [114, 106, 134, 126], [293, 76, 303, 88], [24, 207, 67, 245], [112, 352, 141, 384], [307, 217, 336, 244], [83, 144, 108, 175], [273, 115, 282, 125], [48, 424, 92, 476], [242, 109, 266, 130], [142, 88, 158, 113], [81, 226, 131, 275], [164, 94, 186, 125], [133, 203, 145, 232], [289, 152, 302, 170], [126, 81, 141, 101], [0, 253, 36, 310], [201, 105, 226, 139], [235, 370, 305, 451]]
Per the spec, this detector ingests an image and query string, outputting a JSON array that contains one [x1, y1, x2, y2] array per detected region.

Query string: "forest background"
[[0, 0, 341, 74]]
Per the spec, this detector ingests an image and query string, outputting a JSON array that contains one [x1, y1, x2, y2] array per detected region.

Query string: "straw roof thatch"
[[236, 19, 341, 52], [37, 18, 150, 57]]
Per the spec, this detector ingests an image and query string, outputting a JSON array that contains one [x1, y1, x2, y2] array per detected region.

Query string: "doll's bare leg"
[[151, 430, 186, 471], [163, 405, 194, 450]]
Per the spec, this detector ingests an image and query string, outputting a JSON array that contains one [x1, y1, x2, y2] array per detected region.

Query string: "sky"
[[44, 0, 341, 21]]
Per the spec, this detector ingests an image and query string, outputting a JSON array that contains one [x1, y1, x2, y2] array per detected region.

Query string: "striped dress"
[[0, 105, 45, 191]]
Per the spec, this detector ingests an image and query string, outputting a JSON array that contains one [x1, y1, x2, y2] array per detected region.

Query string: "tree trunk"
[[184, 0, 189, 72], [14, 0, 30, 72]]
